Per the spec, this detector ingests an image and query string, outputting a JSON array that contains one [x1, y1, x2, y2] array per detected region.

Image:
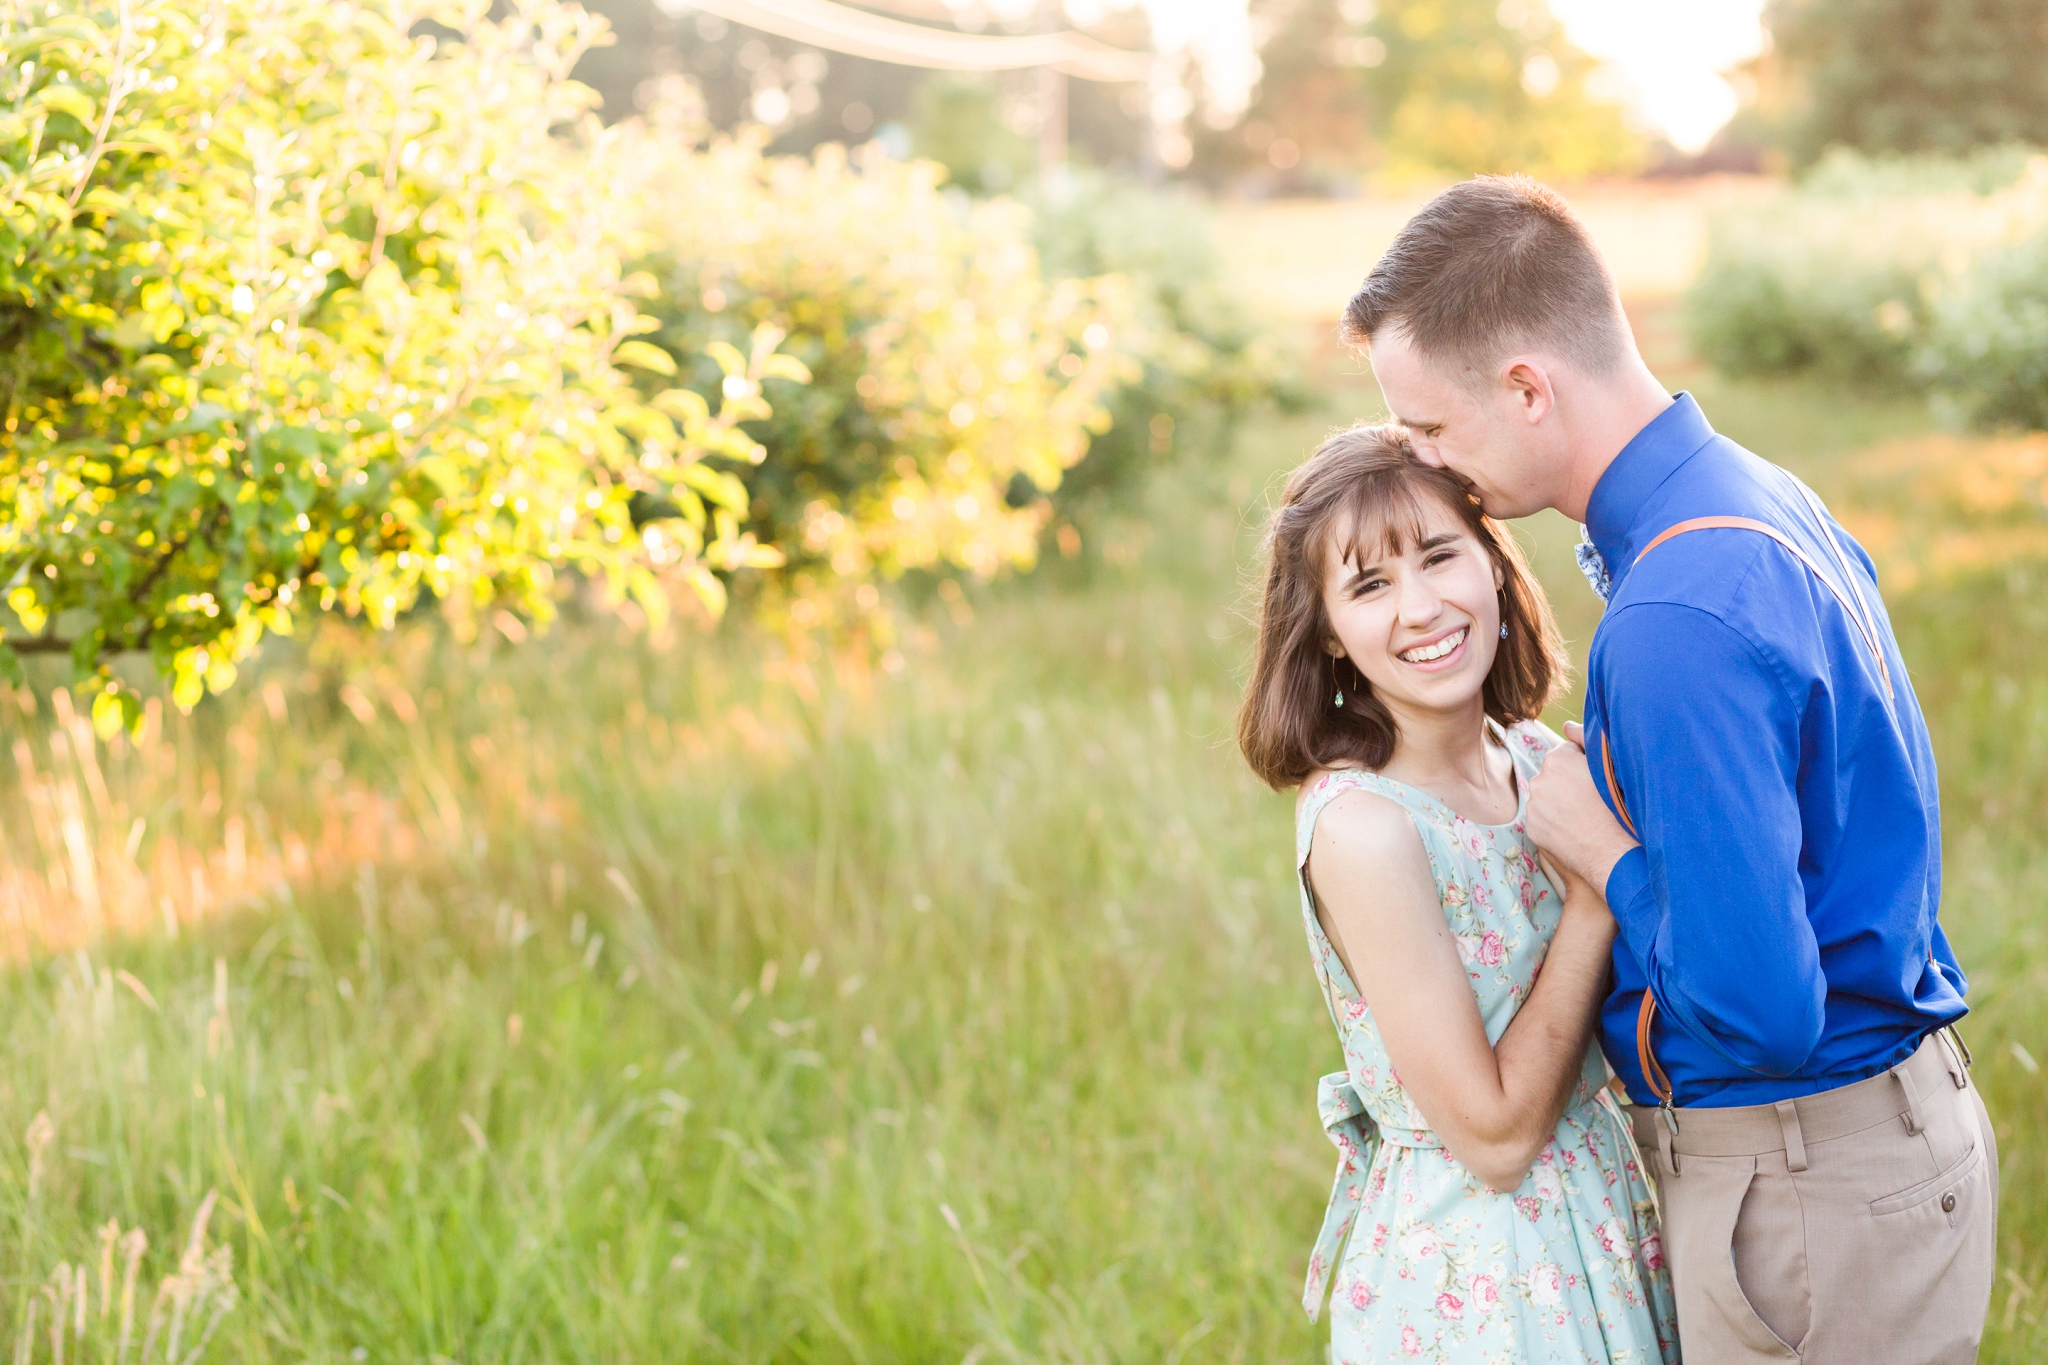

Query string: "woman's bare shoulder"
[[1303, 774, 1431, 879]]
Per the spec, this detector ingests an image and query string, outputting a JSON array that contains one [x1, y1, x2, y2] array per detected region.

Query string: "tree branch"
[[1, 637, 74, 655]]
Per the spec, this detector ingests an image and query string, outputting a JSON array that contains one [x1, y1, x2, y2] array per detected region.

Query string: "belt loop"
[[1937, 1030, 1969, 1089], [1774, 1099, 1808, 1173], [1656, 1105, 1681, 1177], [1895, 1064, 1927, 1136]]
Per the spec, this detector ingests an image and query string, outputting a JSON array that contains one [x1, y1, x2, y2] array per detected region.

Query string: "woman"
[[1238, 425, 1678, 1363]]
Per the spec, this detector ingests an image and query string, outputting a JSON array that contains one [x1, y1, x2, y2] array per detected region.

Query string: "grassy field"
[[2, 310, 2045, 1361]]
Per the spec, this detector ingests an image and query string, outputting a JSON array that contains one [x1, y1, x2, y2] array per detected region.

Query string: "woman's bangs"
[[1329, 474, 1443, 571]]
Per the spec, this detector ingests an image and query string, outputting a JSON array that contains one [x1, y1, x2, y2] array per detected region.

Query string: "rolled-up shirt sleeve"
[[1597, 605, 1826, 1078]]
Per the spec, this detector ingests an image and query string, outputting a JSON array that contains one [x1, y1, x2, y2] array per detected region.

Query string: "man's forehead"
[[1367, 332, 1449, 426]]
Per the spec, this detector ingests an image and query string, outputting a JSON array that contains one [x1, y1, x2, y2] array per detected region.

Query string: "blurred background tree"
[[1203, 0, 1642, 187], [1764, 0, 2048, 167]]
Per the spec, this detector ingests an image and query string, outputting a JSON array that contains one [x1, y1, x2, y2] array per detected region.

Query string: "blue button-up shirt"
[[1584, 394, 1967, 1109]]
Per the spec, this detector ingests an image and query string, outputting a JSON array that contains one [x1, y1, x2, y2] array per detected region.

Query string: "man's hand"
[[1526, 721, 1640, 892]]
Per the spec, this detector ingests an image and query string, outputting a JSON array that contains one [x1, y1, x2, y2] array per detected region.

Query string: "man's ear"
[[1501, 358, 1556, 426]]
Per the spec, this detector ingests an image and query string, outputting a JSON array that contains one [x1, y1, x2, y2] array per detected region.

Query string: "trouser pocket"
[[1799, 1078, 1998, 1363], [1663, 1152, 1802, 1362]]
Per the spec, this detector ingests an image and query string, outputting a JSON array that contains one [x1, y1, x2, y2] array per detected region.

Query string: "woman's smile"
[[1398, 625, 1470, 668]]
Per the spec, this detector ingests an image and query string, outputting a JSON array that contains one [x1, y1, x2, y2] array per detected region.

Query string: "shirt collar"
[[1584, 392, 1716, 579]]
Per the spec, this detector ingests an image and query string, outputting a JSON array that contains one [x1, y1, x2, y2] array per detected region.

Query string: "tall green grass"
[[0, 362, 2043, 1359]]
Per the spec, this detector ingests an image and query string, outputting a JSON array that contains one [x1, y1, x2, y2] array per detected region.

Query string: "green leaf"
[[651, 387, 711, 428], [90, 688, 137, 741], [705, 341, 748, 377], [759, 353, 812, 384], [678, 461, 748, 515], [28, 84, 97, 127], [612, 340, 678, 375]]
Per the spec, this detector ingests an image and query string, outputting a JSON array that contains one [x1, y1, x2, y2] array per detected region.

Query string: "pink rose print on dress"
[[1436, 1291, 1465, 1322], [1470, 881, 1493, 909], [1400, 1225, 1442, 1262], [1477, 930, 1504, 966], [1597, 1219, 1629, 1257], [1529, 1262, 1564, 1306], [1442, 880, 1468, 908], [1401, 1326, 1423, 1356], [1469, 1274, 1500, 1314], [1370, 1222, 1389, 1252], [1641, 1227, 1665, 1271], [1349, 1279, 1375, 1311], [1519, 878, 1538, 912]]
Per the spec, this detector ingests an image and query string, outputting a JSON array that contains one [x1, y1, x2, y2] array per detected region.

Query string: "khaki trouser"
[[1630, 1033, 1997, 1364]]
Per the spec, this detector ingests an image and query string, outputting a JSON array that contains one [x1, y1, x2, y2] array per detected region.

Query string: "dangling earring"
[[1332, 654, 1345, 708], [1500, 622, 1509, 639]]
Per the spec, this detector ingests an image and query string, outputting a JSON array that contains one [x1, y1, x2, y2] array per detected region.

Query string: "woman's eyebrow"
[[1416, 532, 1459, 551]]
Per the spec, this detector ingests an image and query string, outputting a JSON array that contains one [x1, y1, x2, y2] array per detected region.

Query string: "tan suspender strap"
[[1633, 516, 1893, 698], [1614, 509, 1895, 1109], [1637, 995, 1675, 1105]]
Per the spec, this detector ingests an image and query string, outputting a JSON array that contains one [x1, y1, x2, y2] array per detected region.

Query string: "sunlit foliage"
[[0, 0, 823, 726], [628, 113, 1135, 633]]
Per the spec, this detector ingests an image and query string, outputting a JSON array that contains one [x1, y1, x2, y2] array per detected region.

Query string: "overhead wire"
[[671, 0, 1156, 80]]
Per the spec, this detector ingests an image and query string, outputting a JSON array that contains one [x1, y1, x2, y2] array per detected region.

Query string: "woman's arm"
[[1308, 789, 1616, 1192]]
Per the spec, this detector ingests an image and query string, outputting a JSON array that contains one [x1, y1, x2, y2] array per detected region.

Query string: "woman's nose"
[[1397, 579, 1443, 624]]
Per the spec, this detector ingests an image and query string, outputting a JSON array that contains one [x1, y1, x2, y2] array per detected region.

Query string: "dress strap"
[[1301, 1070, 1381, 1322]]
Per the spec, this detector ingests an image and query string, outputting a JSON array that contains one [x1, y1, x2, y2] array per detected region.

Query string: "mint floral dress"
[[1295, 719, 1680, 1364]]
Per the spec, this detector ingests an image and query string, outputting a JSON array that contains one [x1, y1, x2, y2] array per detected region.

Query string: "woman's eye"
[[1425, 551, 1456, 567]]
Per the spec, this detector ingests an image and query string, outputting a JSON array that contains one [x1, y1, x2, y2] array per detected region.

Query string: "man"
[[1342, 175, 1996, 1364]]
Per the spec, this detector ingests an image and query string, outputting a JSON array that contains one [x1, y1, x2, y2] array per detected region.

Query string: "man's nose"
[[1409, 441, 1446, 468]]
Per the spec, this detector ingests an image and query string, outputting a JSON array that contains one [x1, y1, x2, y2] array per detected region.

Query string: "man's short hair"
[[1341, 175, 1630, 381]]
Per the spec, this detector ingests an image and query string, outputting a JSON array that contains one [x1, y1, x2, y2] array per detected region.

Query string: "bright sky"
[[1547, 0, 1769, 152], [1100, 0, 1769, 153]]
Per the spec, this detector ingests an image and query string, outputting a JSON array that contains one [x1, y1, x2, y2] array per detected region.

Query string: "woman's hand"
[[1526, 721, 1639, 894]]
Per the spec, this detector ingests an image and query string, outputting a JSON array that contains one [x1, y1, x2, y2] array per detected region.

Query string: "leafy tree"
[[0, 0, 803, 729], [1207, 0, 1640, 182], [1767, 0, 2048, 165]]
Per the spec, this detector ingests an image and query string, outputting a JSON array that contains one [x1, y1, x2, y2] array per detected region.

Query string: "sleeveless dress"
[[1296, 719, 1681, 1364]]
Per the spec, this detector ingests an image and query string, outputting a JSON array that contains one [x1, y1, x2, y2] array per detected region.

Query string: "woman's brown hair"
[[1237, 423, 1568, 790]]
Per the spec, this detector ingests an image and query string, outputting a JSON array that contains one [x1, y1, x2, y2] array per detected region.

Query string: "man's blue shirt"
[[1583, 393, 1966, 1109]]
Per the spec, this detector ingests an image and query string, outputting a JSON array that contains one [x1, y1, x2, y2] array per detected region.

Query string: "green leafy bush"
[[0, 0, 797, 725], [1025, 171, 1307, 534], [1685, 148, 2048, 420], [640, 153, 1300, 608], [5, 1, 1248, 710], [1924, 227, 2048, 430], [627, 128, 1171, 628]]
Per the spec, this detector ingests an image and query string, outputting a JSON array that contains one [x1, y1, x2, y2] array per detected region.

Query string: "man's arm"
[[1532, 605, 1825, 1079]]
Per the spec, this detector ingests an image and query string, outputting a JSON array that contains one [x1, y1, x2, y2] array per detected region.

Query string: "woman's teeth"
[[1400, 628, 1467, 663]]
